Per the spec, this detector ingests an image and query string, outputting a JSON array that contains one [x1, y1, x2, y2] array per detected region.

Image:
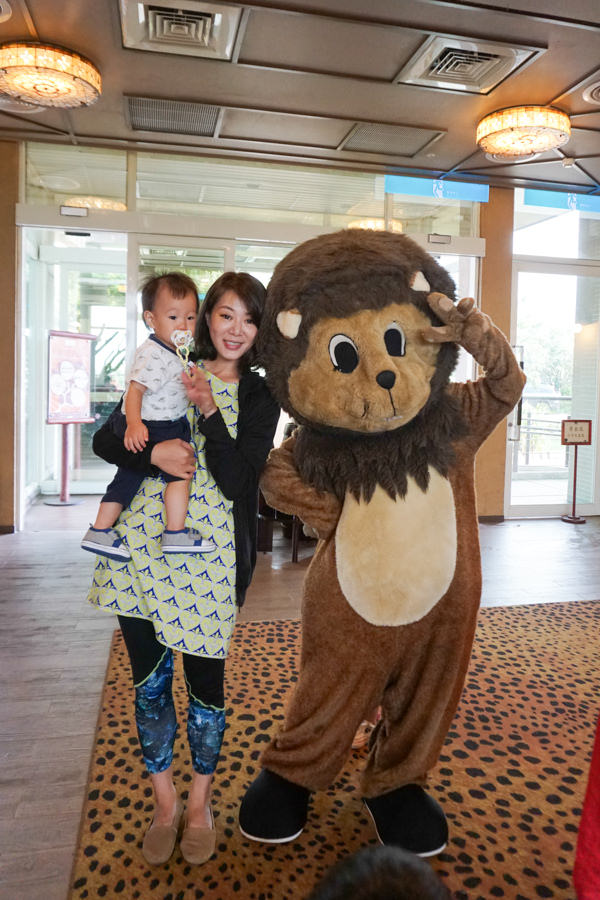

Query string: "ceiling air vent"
[[339, 123, 443, 158], [0, 1, 12, 25], [148, 6, 212, 48], [119, 0, 242, 60], [582, 81, 600, 105], [395, 35, 543, 94], [126, 96, 221, 136]]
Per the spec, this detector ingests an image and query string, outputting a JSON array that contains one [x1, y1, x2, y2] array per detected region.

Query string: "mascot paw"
[[239, 769, 311, 843], [364, 784, 448, 857]]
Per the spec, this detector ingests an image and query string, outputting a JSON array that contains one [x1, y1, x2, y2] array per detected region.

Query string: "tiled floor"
[[1, 497, 598, 899]]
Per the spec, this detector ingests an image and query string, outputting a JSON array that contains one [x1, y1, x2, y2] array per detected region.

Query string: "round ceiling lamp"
[[348, 218, 403, 233], [476, 105, 571, 160], [0, 42, 101, 108], [67, 196, 127, 211]]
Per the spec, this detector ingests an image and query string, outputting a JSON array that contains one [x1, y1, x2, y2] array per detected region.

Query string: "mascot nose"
[[376, 370, 396, 390]]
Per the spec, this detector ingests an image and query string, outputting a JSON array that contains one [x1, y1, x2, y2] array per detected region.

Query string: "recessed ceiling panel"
[[240, 9, 422, 81], [339, 123, 443, 157], [470, 158, 595, 188], [220, 109, 348, 148], [566, 128, 600, 158]]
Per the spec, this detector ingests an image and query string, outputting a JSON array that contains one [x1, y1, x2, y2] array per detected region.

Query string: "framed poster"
[[47, 331, 96, 425], [561, 419, 592, 446]]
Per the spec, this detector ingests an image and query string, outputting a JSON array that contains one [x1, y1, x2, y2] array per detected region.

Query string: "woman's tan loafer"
[[180, 806, 217, 864], [142, 797, 184, 865]]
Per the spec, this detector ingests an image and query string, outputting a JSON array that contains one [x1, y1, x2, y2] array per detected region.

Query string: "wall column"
[[476, 186, 515, 518], [0, 141, 19, 532]]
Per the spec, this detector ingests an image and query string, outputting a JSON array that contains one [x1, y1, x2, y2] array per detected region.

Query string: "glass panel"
[[234, 242, 294, 286], [22, 228, 127, 495], [137, 244, 225, 345], [390, 196, 477, 237], [509, 270, 600, 507], [25, 142, 127, 208], [514, 188, 600, 261], [136, 151, 382, 226]]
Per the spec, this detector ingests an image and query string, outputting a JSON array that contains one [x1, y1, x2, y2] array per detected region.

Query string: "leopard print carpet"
[[69, 601, 600, 899]]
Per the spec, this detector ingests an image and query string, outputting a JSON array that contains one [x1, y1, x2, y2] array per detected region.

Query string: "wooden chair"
[[257, 489, 303, 562]]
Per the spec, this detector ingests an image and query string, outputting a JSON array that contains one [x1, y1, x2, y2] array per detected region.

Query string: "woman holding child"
[[87, 271, 279, 866]]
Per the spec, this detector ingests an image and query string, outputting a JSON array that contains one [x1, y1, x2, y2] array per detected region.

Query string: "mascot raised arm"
[[239, 229, 525, 856]]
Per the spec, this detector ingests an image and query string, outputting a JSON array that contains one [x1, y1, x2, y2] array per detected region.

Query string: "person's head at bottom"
[[306, 845, 451, 900]]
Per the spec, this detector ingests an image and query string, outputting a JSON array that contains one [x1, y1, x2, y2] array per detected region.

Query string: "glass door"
[[21, 227, 128, 506], [506, 261, 600, 517]]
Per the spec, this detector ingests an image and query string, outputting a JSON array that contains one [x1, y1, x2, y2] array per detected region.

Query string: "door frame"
[[505, 256, 600, 518]]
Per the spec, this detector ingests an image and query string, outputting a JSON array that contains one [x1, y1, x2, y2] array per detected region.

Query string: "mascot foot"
[[364, 784, 448, 858], [239, 769, 311, 843]]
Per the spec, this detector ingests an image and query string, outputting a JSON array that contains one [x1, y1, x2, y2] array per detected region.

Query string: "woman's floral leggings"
[[118, 615, 226, 775]]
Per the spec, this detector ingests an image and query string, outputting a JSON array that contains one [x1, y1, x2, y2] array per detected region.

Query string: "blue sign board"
[[384, 175, 489, 203], [524, 189, 600, 213]]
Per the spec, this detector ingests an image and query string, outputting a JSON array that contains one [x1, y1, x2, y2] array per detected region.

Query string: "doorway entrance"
[[506, 261, 600, 517], [21, 227, 128, 513]]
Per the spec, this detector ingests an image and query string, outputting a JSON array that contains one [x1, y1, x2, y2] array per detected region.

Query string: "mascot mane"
[[294, 398, 466, 503]]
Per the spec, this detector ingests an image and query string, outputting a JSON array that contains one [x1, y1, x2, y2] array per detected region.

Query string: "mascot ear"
[[276, 309, 303, 339], [410, 271, 431, 293]]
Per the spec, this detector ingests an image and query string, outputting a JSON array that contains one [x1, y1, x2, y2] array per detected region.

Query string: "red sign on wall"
[[47, 331, 96, 425]]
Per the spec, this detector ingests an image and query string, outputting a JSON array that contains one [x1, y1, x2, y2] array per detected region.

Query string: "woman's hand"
[[150, 439, 196, 479], [182, 365, 218, 418]]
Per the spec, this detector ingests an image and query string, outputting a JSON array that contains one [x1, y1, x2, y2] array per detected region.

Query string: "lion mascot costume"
[[239, 229, 525, 856]]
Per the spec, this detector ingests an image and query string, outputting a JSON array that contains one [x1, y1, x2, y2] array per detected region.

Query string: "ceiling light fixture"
[[66, 196, 127, 211], [0, 42, 101, 108], [348, 218, 403, 233], [476, 105, 570, 160]]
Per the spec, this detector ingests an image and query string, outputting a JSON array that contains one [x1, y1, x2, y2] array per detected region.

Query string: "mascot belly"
[[336, 473, 457, 626]]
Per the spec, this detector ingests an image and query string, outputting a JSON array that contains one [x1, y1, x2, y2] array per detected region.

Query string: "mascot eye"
[[329, 333, 359, 373], [384, 323, 406, 357]]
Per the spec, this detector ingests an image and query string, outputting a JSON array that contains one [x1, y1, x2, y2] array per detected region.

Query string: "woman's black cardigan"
[[92, 370, 280, 608]]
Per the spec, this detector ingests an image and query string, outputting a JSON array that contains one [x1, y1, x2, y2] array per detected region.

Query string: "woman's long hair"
[[193, 271, 266, 371]]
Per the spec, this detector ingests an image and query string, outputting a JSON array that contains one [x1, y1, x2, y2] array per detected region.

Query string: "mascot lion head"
[[258, 229, 467, 501]]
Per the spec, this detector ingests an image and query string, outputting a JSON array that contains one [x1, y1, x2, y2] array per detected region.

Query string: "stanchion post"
[[561, 419, 590, 525], [60, 423, 70, 504]]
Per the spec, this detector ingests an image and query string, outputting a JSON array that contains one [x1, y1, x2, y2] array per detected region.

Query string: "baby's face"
[[144, 286, 198, 347]]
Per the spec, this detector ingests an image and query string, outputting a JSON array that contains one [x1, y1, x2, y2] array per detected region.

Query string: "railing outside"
[[513, 395, 571, 476]]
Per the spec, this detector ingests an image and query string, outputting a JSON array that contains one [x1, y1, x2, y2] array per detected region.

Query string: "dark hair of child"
[[140, 271, 200, 314], [305, 845, 451, 900]]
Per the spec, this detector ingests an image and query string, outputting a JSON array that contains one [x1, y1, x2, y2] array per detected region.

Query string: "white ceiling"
[[1, 0, 600, 194]]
